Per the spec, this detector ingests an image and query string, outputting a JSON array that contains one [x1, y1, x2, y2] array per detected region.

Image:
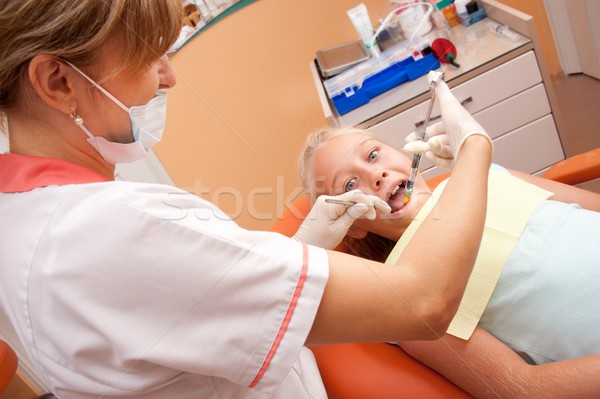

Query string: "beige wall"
[[157, 0, 561, 231], [159, 0, 388, 230], [496, 0, 562, 79]]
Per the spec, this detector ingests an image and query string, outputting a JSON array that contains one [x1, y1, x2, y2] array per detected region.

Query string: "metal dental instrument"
[[324, 198, 378, 208], [403, 71, 445, 204], [324, 199, 360, 206]]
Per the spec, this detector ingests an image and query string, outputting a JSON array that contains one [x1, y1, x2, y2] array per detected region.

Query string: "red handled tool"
[[431, 38, 460, 68]]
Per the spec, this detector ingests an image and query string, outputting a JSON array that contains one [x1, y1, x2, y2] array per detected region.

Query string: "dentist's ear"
[[27, 55, 77, 114], [347, 225, 368, 239]]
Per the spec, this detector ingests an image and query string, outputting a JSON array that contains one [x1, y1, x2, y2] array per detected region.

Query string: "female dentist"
[[0, 1, 492, 398]]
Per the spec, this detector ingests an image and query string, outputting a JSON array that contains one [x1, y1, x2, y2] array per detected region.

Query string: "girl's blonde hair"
[[0, 0, 182, 113], [298, 127, 396, 262]]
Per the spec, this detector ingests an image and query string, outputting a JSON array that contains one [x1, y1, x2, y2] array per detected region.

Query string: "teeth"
[[391, 184, 401, 196]]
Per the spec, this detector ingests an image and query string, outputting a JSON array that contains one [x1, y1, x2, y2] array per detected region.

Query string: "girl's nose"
[[371, 170, 388, 190]]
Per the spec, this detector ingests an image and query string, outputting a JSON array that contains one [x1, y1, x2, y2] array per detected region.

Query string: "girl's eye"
[[368, 149, 379, 162], [344, 178, 356, 192]]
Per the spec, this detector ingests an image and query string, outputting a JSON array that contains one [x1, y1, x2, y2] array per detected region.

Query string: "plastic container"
[[328, 53, 440, 115], [455, 0, 486, 26], [323, 38, 440, 115], [429, 5, 447, 29], [323, 37, 429, 99], [376, 17, 405, 51], [391, 1, 433, 38], [436, 0, 459, 27]]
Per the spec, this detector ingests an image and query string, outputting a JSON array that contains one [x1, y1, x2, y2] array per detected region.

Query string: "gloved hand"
[[293, 189, 391, 249], [404, 71, 493, 169]]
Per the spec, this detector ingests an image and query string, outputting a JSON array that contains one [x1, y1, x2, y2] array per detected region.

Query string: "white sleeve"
[[28, 183, 329, 394]]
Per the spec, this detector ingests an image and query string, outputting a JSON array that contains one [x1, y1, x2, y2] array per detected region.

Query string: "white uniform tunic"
[[0, 154, 329, 399]]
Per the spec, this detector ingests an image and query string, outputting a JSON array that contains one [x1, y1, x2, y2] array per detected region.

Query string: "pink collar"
[[0, 154, 110, 193]]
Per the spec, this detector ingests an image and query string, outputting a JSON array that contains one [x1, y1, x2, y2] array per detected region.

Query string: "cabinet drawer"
[[369, 51, 542, 148], [410, 83, 553, 172], [421, 114, 564, 180], [493, 115, 564, 173], [476, 84, 551, 139]]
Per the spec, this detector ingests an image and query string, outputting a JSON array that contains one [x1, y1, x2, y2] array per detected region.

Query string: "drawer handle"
[[414, 96, 474, 128]]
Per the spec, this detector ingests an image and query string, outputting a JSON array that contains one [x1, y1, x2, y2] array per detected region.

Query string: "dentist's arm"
[[307, 75, 494, 345]]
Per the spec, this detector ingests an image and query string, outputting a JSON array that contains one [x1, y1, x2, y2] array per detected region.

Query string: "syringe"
[[402, 128, 425, 203], [403, 71, 444, 204]]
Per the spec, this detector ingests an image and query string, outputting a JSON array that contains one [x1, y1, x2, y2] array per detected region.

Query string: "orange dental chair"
[[0, 340, 18, 395], [269, 148, 600, 399]]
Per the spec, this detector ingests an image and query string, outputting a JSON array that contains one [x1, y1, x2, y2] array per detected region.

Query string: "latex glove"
[[293, 189, 391, 249], [404, 71, 493, 169]]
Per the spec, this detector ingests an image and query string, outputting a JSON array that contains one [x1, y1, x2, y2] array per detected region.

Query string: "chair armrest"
[[311, 343, 472, 399], [0, 340, 18, 393], [426, 172, 451, 190], [269, 196, 312, 238], [541, 147, 600, 185]]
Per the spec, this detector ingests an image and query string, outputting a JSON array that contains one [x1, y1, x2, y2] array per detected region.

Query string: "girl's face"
[[311, 132, 432, 241]]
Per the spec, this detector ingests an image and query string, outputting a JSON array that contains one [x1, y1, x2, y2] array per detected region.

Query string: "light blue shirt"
[[480, 167, 600, 364]]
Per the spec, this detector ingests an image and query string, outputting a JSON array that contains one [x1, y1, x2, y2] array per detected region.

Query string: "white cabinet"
[[368, 51, 563, 179], [311, 5, 565, 179], [492, 115, 563, 173]]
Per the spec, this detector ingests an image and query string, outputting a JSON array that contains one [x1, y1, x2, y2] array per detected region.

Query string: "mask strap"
[[77, 123, 96, 140], [64, 61, 129, 113], [68, 106, 95, 140]]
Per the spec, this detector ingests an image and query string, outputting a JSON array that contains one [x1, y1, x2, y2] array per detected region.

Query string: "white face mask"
[[66, 61, 167, 165]]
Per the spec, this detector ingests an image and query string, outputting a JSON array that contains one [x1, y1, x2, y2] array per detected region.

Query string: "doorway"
[[545, 0, 600, 79]]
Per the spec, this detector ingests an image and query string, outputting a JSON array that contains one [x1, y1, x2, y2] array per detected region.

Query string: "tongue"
[[388, 187, 406, 212]]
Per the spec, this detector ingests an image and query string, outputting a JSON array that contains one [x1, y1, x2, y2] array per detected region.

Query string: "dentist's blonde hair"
[[0, 0, 182, 113]]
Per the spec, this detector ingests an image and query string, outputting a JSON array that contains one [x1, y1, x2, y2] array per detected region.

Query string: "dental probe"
[[324, 199, 372, 207], [403, 71, 445, 204]]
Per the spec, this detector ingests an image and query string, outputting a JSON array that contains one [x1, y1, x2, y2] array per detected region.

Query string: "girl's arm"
[[399, 327, 600, 399], [510, 169, 600, 212]]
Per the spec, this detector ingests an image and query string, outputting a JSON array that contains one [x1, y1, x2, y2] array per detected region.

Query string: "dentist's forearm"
[[395, 135, 492, 330]]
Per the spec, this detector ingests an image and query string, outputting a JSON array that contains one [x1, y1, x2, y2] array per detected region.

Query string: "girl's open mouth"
[[388, 182, 407, 213]]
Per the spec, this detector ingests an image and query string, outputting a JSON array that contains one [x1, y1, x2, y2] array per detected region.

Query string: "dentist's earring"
[[69, 107, 84, 125]]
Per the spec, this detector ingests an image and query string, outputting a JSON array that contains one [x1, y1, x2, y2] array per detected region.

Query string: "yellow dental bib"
[[385, 169, 553, 339]]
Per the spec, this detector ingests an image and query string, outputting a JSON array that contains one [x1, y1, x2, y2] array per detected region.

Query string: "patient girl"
[[298, 125, 600, 397], [299, 127, 430, 263]]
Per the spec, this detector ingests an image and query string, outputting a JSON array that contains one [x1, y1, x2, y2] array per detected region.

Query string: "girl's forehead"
[[314, 135, 364, 165], [323, 134, 379, 153]]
